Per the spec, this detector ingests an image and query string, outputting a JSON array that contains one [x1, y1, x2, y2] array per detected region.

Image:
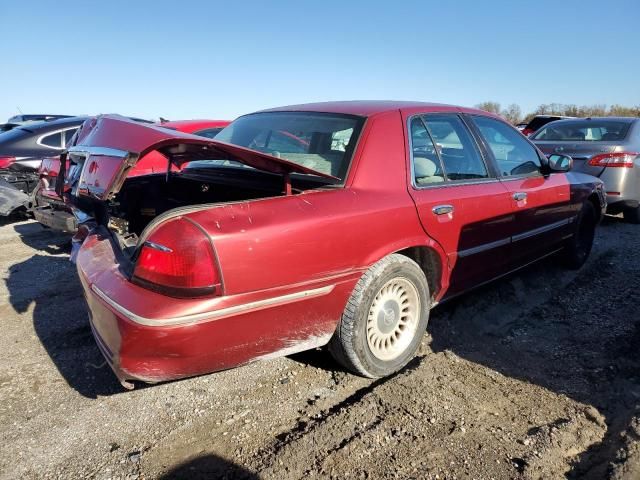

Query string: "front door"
[[406, 113, 515, 298], [468, 115, 574, 266]]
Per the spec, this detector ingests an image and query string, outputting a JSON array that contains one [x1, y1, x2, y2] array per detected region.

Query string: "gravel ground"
[[0, 215, 638, 479]]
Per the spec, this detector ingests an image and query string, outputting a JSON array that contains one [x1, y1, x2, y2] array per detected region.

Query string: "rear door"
[[468, 115, 574, 266], [407, 113, 514, 298]]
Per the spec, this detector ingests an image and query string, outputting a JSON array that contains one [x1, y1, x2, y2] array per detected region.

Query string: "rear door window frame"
[[407, 112, 497, 190]]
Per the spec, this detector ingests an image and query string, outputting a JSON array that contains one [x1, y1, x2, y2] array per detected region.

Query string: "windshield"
[[532, 120, 632, 142], [213, 112, 364, 181]]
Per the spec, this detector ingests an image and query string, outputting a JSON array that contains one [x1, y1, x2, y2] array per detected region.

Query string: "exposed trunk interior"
[[101, 166, 327, 239]]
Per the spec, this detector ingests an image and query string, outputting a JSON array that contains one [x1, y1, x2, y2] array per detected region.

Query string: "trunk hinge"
[[283, 172, 292, 195]]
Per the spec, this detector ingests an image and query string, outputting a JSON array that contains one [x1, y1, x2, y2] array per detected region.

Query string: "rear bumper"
[[598, 167, 640, 211], [32, 205, 77, 232], [77, 230, 354, 387]]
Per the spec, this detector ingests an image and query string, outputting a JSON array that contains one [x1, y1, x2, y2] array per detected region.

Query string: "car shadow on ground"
[[13, 221, 71, 254], [288, 347, 343, 373], [428, 222, 640, 477], [5, 223, 123, 398], [0, 210, 29, 226], [158, 453, 259, 479]]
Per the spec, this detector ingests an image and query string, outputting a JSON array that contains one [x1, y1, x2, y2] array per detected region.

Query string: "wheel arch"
[[394, 245, 445, 302], [587, 191, 604, 221]]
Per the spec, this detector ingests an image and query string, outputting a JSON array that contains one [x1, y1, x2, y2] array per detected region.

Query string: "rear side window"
[[472, 116, 542, 177], [420, 114, 488, 181], [64, 128, 78, 147], [40, 132, 62, 148], [531, 120, 631, 142], [410, 117, 445, 185]]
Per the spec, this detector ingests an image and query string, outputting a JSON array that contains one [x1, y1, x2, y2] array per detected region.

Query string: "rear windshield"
[[213, 112, 364, 181], [532, 120, 632, 142]]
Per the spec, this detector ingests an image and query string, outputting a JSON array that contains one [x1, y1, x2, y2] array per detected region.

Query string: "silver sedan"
[[532, 117, 640, 222]]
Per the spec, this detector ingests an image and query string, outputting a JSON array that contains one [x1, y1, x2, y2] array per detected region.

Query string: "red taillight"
[[588, 152, 638, 168], [0, 156, 16, 169], [132, 217, 221, 297], [522, 128, 534, 137]]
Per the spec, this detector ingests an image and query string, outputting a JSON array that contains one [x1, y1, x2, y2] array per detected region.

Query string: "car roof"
[[8, 114, 73, 121], [543, 117, 638, 125], [531, 115, 573, 119], [15, 116, 89, 132], [257, 100, 498, 118]]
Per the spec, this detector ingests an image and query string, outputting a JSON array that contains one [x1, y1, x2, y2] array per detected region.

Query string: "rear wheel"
[[328, 254, 430, 378], [623, 205, 640, 224], [561, 201, 597, 269]]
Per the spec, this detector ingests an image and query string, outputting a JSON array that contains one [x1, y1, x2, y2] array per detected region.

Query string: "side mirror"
[[547, 154, 573, 172]]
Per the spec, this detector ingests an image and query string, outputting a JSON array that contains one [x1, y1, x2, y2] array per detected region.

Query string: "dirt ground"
[[0, 215, 638, 480]]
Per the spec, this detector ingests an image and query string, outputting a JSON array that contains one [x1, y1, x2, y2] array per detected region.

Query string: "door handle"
[[432, 204, 454, 215], [513, 192, 527, 201]]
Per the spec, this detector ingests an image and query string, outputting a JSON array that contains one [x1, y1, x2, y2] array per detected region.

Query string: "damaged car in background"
[[0, 116, 86, 216], [31, 119, 230, 236], [71, 102, 605, 389]]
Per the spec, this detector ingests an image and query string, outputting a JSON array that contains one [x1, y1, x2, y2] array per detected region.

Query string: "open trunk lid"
[[64, 114, 338, 201]]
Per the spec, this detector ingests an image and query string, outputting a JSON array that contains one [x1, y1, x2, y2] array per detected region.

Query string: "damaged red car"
[[32, 119, 230, 233], [74, 102, 605, 388]]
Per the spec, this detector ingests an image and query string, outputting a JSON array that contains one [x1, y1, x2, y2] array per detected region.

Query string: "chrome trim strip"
[[143, 241, 173, 253], [67, 146, 129, 158], [512, 219, 569, 242], [36, 126, 80, 150], [413, 178, 501, 190], [458, 238, 511, 258], [91, 284, 335, 327], [499, 173, 545, 182], [456, 215, 577, 257]]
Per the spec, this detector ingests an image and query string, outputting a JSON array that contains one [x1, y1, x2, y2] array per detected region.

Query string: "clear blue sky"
[[1, 0, 639, 122]]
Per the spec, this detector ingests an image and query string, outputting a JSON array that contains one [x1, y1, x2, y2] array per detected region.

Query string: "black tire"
[[328, 254, 430, 378], [561, 201, 597, 269], [623, 205, 640, 224]]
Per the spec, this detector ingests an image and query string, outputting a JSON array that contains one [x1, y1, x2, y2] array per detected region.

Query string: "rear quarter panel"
[[184, 110, 443, 296]]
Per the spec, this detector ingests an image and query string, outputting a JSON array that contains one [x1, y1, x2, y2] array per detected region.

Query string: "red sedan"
[[73, 102, 605, 388], [32, 119, 230, 232]]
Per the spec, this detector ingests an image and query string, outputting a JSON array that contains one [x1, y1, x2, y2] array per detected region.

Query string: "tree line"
[[475, 101, 640, 125]]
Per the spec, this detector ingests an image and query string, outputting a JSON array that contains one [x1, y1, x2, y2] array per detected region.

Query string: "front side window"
[[420, 114, 489, 181], [40, 132, 62, 148], [215, 112, 364, 180], [472, 116, 542, 177]]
